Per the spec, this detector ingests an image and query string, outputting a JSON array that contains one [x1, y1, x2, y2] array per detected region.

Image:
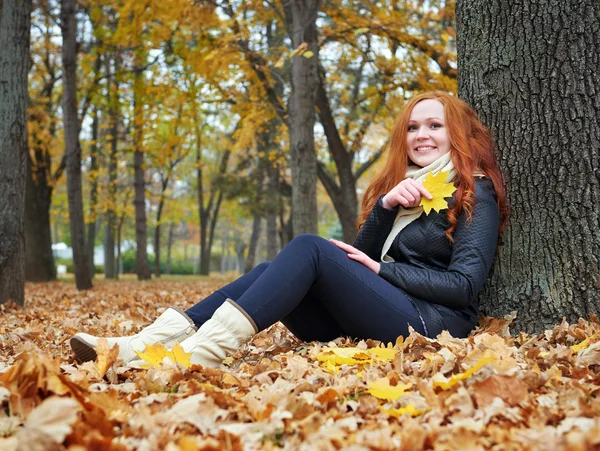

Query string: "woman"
[[70, 92, 507, 368]]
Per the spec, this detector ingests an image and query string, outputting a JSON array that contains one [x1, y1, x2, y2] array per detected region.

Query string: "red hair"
[[357, 92, 507, 240]]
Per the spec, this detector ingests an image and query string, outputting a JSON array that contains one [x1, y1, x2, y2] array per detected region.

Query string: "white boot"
[[179, 299, 258, 367], [70, 307, 197, 365]]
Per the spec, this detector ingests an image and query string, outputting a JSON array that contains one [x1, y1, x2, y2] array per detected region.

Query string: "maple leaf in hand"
[[419, 170, 457, 215]]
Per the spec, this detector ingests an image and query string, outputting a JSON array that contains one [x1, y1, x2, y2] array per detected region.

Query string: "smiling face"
[[406, 99, 451, 167]]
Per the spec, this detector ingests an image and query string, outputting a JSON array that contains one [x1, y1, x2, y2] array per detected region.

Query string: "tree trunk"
[[456, 0, 600, 333], [245, 215, 262, 273], [0, 0, 31, 304], [104, 53, 118, 279], [86, 106, 99, 277], [154, 178, 168, 278], [283, 0, 321, 236], [133, 54, 151, 280], [166, 222, 174, 275], [266, 163, 279, 260], [25, 153, 56, 282], [61, 0, 91, 290]]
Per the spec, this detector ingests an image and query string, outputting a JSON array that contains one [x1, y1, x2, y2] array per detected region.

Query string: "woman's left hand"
[[329, 239, 381, 274]]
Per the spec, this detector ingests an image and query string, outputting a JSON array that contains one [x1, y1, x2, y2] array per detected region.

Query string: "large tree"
[[456, 0, 600, 332], [61, 0, 92, 290], [0, 0, 32, 305], [282, 0, 322, 235]]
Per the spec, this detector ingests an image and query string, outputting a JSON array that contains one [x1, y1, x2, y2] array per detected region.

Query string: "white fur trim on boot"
[[70, 306, 197, 366], [179, 299, 258, 367]]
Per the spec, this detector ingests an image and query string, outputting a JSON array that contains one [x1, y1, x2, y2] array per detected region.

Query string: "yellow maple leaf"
[[571, 331, 600, 352], [419, 170, 456, 215], [432, 352, 496, 390], [135, 343, 192, 369], [316, 346, 397, 371], [169, 343, 192, 367], [381, 404, 426, 418], [367, 378, 412, 401]]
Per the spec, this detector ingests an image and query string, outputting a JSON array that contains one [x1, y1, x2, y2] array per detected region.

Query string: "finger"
[[404, 184, 422, 203], [397, 195, 410, 207], [331, 239, 357, 253], [398, 188, 416, 203], [412, 180, 433, 199]]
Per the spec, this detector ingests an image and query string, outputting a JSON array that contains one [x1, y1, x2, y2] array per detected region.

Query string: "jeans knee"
[[254, 261, 271, 274], [290, 233, 326, 248]]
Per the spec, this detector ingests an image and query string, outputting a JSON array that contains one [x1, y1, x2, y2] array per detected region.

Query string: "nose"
[[416, 126, 430, 140]]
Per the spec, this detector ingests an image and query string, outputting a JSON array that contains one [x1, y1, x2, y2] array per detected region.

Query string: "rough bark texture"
[[61, 0, 92, 290], [133, 57, 151, 280], [283, 0, 321, 236], [457, 0, 600, 333], [0, 0, 31, 305]]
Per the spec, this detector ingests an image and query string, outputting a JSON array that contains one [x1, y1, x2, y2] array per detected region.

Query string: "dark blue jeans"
[[185, 234, 426, 343]]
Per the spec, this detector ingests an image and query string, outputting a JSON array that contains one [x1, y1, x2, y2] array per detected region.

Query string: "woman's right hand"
[[382, 178, 432, 209]]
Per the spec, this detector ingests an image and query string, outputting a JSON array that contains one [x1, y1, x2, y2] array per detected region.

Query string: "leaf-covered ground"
[[1, 277, 599, 450]]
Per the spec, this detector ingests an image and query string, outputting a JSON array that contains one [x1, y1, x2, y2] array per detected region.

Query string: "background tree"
[[456, 0, 600, 332], [61, 0, 92, 289], [0, 0, 32, 305]]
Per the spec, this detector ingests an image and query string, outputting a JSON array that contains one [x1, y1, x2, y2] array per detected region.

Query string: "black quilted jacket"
[[353, 178, 500, 338]]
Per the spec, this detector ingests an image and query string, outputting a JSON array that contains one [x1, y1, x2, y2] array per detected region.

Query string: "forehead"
[[409, 99, 445, 120]]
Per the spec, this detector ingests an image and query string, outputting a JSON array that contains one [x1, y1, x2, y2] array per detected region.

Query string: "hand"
[[382, 178, 432, 209], [330, 239, 381, 274]]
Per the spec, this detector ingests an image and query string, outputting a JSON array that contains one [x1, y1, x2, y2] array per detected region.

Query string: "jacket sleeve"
[[377, 180, 500, 309], [353, 195, 400, 261]]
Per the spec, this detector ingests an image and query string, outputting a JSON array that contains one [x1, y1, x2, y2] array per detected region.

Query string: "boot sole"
[[70, 336, 98, 362]]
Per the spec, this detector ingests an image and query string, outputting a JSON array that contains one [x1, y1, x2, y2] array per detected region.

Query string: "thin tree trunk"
[[266, 163, 279, 260], [245, 162, 266, 273], [282, 0, 321, 237], [104, 53, 118, 279], [0, 0, 31, 304], [245, 215, 262, 273], [133, 52, 151, 280], [456, 0, 600, 332], [154, 179, 168, 278], [86, 106, 99, 277], [166, 222, 174, 275], [60, 0, 91, 290]]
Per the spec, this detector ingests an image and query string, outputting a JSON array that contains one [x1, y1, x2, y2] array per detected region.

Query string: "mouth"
[[415, 146, 437, 152]]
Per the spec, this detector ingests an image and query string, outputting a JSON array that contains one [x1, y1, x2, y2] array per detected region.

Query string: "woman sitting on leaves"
[[71, 92, 507, 368]]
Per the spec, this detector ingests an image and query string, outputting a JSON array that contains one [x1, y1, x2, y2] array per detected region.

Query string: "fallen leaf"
[[472, 374, 528, 407]]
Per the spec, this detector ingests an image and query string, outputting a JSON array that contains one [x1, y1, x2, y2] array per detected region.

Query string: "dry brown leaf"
[[472, 374, 528, 408]]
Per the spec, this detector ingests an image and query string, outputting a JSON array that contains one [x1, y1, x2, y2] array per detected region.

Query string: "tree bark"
[[282, 0, 321, 236], [61, 0, 92, 290], [456, 0, 600, 333], [133, 54, 151, 280], [0, 0, 31, 304]]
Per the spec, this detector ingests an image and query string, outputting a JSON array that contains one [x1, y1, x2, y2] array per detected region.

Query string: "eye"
[[407, 124, 417, 131], [430, 123, 443, 129]]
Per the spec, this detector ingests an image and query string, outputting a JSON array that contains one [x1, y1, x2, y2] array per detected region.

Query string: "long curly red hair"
[[357, 92, 507, 240]]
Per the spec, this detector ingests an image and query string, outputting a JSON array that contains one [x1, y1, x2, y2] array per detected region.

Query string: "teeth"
[[416, 146, 435, 151]]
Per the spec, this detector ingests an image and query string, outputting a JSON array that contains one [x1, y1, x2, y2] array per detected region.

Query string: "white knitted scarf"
[[380, 152, 455, 262]]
